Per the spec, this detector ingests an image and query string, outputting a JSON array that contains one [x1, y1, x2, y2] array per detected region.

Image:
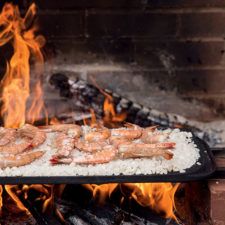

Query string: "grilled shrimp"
[[111, 123, 142, 140], [40, 124, 81, 138], [109, 136, 130, 147], [53, 132, 75, 157], [141, 130, 170, 144], [75, 139, 108, 152], [73, 146, 117, 164], [19, 124, 46, 147], [0, 151, 44, 168], [0, 128, 16, 146], [84, 127, 110, 142], [50, 157, 73, 165], [118, 143, 173, 160], [0, 141, 31, 154]]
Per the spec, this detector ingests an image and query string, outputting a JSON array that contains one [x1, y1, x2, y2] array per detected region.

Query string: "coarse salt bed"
[[0, 128, 200, 177]]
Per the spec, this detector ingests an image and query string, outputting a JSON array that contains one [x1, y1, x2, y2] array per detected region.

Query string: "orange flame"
[[84, 81, 180, 221], [85, 183, 179, 220], [50, 117, 61, 125], [0, 3, 46, 128], [103, 95, 127, 126], [0, 2, 50, 217], [0, 4, 180, 222], [89, 76, 126, 127], [5, 185, 29, 214], [126, 183, 179, 220]]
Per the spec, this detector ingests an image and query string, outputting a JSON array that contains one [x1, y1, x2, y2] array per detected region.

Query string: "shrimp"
[[111, 123, 142, 140], [75, 139, 108, 152], [118, 142, 175, 151], [0, 151, 44, 168], [141, 130, 170, 144], [84, 127, 110, 142], [118, 143, 173, 160], [73, 146, 117, 164], [0, 141, 32, 154], [109, 136, 130, 148], [19, 124, 46, 147], [40, 124, 81, 138], [53, 133, 75, 157], [146, 142, 176, 149], [0, 128, 16, 146], [50, 157, 73, 165]]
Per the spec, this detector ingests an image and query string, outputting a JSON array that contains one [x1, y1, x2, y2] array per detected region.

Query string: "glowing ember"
[[0, 3, 45, 128]]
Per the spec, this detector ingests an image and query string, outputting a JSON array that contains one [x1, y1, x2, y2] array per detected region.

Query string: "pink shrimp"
[[141, 130, 170, 144], [118, 143, 173, 160], [19, 124, 46, 147], [40, 124, 81, 138], [51, 145, 117, 165], [75, 139, 108, 152], [53, 133, 75, 158], [111, 123, 142, 140], [0, 151, 44, 168], [0, 141, 32, 154], [0, 128, 16, 146], [84, 127, 110, 142], [73, 146, 117, 165]]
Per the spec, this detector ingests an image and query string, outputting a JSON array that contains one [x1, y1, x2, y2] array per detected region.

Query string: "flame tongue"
[[0, 3, 45, 128], [86, 183, 179, 220]]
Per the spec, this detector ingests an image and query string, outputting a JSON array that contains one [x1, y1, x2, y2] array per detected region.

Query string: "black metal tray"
[[0, 135, 216, 184]]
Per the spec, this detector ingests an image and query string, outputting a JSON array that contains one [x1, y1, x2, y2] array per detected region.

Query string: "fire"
[[84, 95, 180, 220], [0, 3, 45, 128], [0, 3, 180, 222], [85, 183, 179, 220], [103, 94, 127, 126], [126, 183, 179, 219], [0, 2, 48, 217], [50, 117, 61, 125]]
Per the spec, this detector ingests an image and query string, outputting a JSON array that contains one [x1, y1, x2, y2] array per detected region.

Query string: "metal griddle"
[[0, 135, 216, 184]]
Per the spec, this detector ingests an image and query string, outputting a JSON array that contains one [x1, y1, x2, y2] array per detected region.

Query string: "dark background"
[[1, 0, 225, 121]]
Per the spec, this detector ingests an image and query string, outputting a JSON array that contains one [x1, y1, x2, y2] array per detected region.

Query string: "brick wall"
[[1, 0, 225, 120]]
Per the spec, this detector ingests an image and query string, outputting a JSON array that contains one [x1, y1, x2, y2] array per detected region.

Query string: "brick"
[[87, 12, 177, 37], [0, 0, 30, 10], [145, 0, 225, 8], [209, 180, 225, 224], [45, 38, 134, 63], [180, 12, 225, 38], [38, 12, 85, 38], [134, 40, 225, 67], [176, 69, 225, 95], [33, 0, 143, 9], [44, 39, 96, 64], [25, 0, 225, 9]]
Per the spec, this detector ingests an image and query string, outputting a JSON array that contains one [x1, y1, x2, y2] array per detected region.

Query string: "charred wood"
[[19, 194, 62, 225], [55, 198, 179, 225], [49, 73, 221, 146]]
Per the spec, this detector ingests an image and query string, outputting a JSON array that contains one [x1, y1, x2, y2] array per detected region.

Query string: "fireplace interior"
[[0, 0, 225, 225]]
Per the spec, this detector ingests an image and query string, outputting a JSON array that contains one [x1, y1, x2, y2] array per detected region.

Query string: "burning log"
[[49, 73, 221, 147], [55, 198, 179, 225], [19, 195, 62, 225]]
